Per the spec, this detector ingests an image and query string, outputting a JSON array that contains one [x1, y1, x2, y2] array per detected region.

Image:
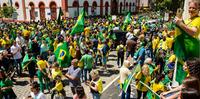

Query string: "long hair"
[[75, 86, 86, 99]]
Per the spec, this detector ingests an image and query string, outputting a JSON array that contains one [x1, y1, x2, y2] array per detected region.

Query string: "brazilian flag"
[[54, 42, 71, 67], [122, 12, 131, 31], [70, 9, 85, 35]]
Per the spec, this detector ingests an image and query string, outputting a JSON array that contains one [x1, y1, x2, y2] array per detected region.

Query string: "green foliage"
[[0, 6, 16, 18], [154, 0, 184, 12]]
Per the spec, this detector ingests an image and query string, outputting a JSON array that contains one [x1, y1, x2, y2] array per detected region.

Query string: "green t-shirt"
[[0, 79, 13, 93], [80, 54, 93, 69], [162, 75, 172, 85]]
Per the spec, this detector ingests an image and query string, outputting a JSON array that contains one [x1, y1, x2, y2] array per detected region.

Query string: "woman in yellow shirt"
[[135, 65, 151, 99], [36, 55, 49, 92], [175, 0, 200, 39]]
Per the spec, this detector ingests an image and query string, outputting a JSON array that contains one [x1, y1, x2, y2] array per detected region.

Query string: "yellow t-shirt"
[[166, 37, 174, 49], [184, 16, 200, 39], [84, 27, 90, 37], [152, 38, 160, 51], [135, 72, 151, 91], [37, 60, 47, 70], [151, 82, 165, 93], [162, 31, 168, 37], [69, 46, 76, 58], [162, 41, 168, 51], [158, 40, 168, 51], [168, 54, 176, 63], [51, 69, 63, 80], [23, 29, 30, 37], [53, 81, 63, 91], [94, 78, 103, 94]]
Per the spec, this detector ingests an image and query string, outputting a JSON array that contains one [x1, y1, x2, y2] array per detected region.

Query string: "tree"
[[0, 6, 16, 18], [153, 0, 184, 13]]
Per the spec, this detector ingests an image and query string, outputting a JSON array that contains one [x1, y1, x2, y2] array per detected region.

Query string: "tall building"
[[0, 0, 149, 21]]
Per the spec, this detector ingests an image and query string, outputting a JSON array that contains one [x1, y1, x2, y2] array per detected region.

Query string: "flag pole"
[[139, 81, 160, 98], [172, 57, 179, 87]]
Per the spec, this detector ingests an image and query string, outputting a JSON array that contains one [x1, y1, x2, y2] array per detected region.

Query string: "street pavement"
[[13, 51, 121, 99]]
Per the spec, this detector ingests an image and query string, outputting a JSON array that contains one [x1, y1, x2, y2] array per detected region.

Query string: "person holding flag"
[[175, 0, 200, 40], [120, 60, 131, 99], [134, 64, 151, 99]]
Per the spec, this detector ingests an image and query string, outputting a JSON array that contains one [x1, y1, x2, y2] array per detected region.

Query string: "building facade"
[[0, 0, 149, 21]]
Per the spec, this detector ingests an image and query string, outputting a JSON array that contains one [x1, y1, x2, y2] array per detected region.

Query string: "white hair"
[[123, 60, 130, 67], [144, 58, 152, 64]]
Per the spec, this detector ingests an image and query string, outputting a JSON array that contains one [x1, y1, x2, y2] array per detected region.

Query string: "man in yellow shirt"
[[152, 35, 160, 53]]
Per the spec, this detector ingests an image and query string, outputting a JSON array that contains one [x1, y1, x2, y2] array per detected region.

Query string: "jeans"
[[117, 56, 124, 67], [84, 68, 92, 81], [121, 85, 131, 99], [14, 58, 22, 76], [137, 90, 147, 99], [102, 55, 107, 65], [126, 51, 134, 59], [92, 92, 100, 99]]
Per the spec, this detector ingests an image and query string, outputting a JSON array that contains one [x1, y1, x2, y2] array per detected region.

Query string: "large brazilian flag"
[[54, 42, 71, 67], [70, 9, 85, 35]]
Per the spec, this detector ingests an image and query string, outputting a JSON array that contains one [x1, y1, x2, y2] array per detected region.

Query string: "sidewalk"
[[13, 51, 120, 99]]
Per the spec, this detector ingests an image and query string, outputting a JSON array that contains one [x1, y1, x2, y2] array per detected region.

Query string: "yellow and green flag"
[[122, 12, 131, 31], [174, 26, 200, 60], [54, 42, 71, 67], [21, 54, 30, 69], [70, 9, 85, 35]]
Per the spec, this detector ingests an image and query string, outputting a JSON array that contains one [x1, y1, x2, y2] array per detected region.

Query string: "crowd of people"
[[0, 0, 199, 99]]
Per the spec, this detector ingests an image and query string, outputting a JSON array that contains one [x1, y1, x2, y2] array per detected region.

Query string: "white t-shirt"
[[126, 32, 134, 40], [30, 92, 46, 99], [16, 36, 25, 47], [10, 44, 22, 59], [120, 66, 131, 84]]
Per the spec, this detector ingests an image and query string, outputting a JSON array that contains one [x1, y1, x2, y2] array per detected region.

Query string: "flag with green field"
[[54, 42, 71, 67], [174, 25, 200, 60], [70, 9, 85, 35], [21, 54, 30, 69], [122, 12, 131, 31], [175, 62, 187, 84]]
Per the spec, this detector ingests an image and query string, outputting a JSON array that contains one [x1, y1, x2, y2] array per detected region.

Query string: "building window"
[[105, 2, 109, 15], [29, 2, 35, 20], [92, 1, 97, 16], [72, 1, 79, 17], [83, 1, 89, 15], [120, 2, 122, 13], [39, 2, 45, 20], [15, 2, 19, 9], [50, 1, 57, 20], [3, 3, 7, 7]]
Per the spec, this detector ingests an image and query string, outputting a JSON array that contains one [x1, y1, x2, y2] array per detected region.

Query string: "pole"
[[139, 81, 160, 98], [172, 57, 179, 87]]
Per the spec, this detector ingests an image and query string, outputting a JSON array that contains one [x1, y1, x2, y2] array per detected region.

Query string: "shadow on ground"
[[98, 69, 119, 77], [15, 80, 29, 86], [109, 54, 117, 57]]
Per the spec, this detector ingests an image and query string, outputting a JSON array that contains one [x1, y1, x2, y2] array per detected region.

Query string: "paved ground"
[[13, 51, 120, 99]]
